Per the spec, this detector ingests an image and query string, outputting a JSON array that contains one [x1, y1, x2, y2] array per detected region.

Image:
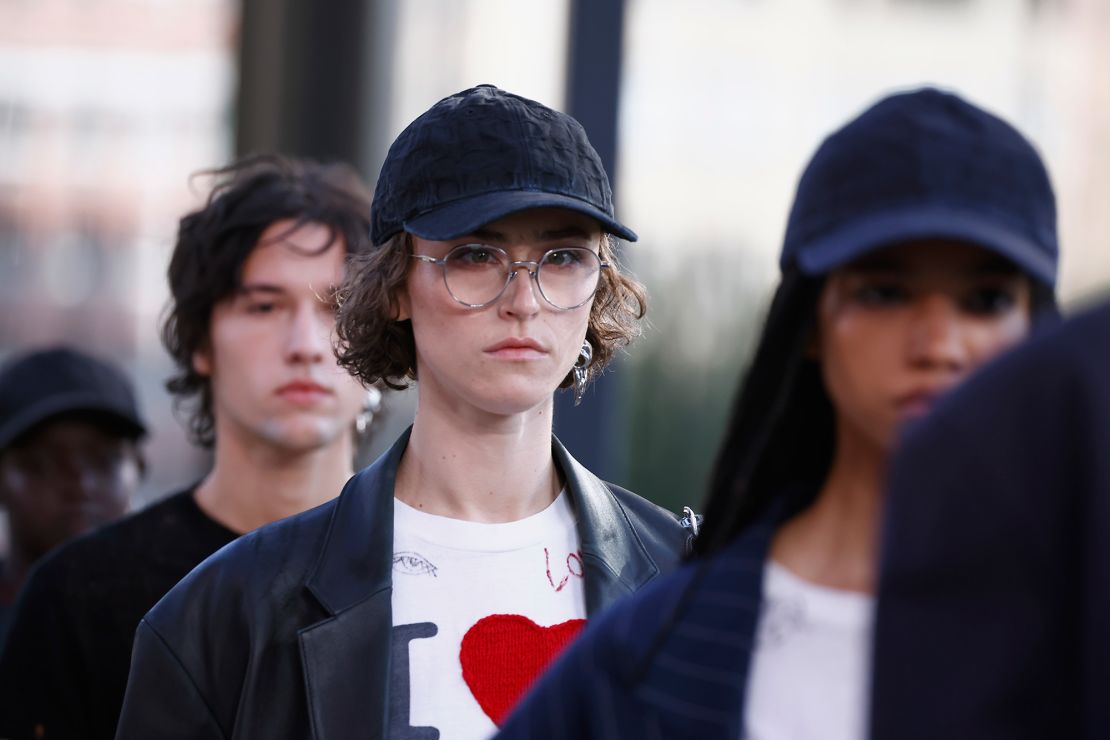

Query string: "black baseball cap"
[[780, 87, 1058, 287], [0, 347, 147, 450], [371, 84, 637, 246]]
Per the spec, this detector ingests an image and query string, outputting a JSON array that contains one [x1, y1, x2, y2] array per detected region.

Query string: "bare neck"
[[770, 418, 887, 594], [394, 396, 560, 523], [194, 429, 355, 535]]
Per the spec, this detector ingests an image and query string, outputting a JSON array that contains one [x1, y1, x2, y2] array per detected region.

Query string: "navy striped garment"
[[496, 510, 778, 739]]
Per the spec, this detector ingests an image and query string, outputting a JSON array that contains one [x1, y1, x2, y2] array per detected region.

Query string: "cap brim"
[[404, 190, 638, 243], [792, 204, 1057, 286], [0, 393, 147, 450]]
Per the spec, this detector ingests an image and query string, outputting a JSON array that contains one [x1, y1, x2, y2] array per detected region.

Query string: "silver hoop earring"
[[573, 340, 593, 407]]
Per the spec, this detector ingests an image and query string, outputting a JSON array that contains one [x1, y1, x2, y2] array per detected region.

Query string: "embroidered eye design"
[[393, 551, 439, 577]]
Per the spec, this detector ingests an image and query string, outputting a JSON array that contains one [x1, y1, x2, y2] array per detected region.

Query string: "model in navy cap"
[[115, 85, 688, 740], [0, 346, 146, 642], [495, 86, 1060, 740]]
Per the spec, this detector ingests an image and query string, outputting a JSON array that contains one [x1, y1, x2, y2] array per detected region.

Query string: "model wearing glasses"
[[114, 85, 688, 740], [495, 88, 1060, 740]]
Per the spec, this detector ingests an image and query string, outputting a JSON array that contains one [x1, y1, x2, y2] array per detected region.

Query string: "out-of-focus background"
[[2, 0, 1109, 532]]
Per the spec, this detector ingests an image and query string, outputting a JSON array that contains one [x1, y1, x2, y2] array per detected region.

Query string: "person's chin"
[[263, 416, 345, 451], [467, 385, 555, 418]]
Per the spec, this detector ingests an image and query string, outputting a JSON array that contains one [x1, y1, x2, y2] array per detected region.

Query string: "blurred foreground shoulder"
[[872, 300, 1110, 740], [497, 556, 705, 739]]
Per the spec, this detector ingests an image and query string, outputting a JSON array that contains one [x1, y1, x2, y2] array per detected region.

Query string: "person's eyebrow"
[[535, 226, 596, 242], [235, 284, 287, 297], [845, 254, 906, 273], [469, 228, 506, 243], [970, 256, 1021, 276], [466, 226, 597, 243]]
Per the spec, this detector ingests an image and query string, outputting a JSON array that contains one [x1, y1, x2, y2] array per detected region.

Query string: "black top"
[[0, 489, 237, 740]]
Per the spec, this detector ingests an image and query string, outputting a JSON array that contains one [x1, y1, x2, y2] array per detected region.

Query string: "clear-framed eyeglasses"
[[410, 244, 609, 311]]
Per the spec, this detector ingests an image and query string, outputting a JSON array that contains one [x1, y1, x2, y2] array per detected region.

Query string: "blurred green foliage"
[[617, 246, 775, 513]]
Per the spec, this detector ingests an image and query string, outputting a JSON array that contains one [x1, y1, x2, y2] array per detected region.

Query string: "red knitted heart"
[[460, 614, 586, 726]]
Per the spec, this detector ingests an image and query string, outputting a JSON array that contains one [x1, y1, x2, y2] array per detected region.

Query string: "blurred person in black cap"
[[115, 84, 689, 740], [0, 346, 146, 640], [0, 154, 376, 740], [495, 86, 1061, 740], [870, 297, 1110, 739]]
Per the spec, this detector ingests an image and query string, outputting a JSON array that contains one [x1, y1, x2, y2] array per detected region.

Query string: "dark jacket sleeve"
[[871, 303, 1110, 740], [115, 618, 227, 740]]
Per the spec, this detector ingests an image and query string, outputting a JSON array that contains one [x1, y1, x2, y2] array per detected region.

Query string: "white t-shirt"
[[743, 561, 875, 740], [389, 491, 587, 740]]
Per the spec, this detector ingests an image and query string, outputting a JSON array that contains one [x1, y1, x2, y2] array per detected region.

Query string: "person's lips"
[[895, 387, 951, 419], [483, 337, 549, 360], [276, 380, 333, 405]]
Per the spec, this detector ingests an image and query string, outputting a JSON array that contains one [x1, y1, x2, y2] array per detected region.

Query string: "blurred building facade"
[[1, 0, 1109, 525], [0, 0, 236, 510]]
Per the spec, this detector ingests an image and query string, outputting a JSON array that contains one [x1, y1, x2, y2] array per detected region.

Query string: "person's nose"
[[498, 262, 541, 319], [285, 302, 330, 365], [907, 294, 968, 372], [52, 454, 104, 503]]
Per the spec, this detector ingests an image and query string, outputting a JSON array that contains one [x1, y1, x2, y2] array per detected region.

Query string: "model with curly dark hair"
[[0, 153, 376, 740], [163, 153, 375, 446]]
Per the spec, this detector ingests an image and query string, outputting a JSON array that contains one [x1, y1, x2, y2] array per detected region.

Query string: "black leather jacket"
[[115, 431, 687, 740]]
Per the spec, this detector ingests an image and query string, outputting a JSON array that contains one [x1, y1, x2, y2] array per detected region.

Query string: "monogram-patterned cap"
[[371, 84, 637, 246], [781, 87, 1058, 287]]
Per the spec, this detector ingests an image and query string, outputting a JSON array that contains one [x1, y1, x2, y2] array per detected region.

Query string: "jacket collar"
[[305, 428, 662, 616], [298, 428, 668, 739], [304, 428, 407, 614], [299, 432, 410, 740], [552, 436, 662, 612]]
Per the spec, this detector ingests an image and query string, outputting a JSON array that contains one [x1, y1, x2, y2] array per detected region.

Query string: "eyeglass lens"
[[442, 245, 602, 309]]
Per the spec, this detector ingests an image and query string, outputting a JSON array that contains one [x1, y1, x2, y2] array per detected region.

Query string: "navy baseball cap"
[[781, 87, 1058, 287], [371, 84, 637, 246], [0, 347, 147, 450]]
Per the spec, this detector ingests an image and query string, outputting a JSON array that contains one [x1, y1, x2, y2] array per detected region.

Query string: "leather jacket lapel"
[[299, 430, 409, 739], [553, 437, 661, 614], [304, 430, 407, 613], [296, 431, 672, 736], [299, 591, 392, 740]]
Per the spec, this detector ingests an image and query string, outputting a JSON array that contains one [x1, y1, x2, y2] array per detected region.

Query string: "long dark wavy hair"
[[692, 265, 1058, 558]]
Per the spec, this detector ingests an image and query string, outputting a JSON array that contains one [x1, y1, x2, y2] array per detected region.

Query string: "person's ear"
[[395, 284, 412, 322], [192, 344, 213, 377], [133, 446, 149, 480]]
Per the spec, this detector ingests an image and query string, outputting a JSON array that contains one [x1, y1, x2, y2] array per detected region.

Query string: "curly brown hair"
[[161, 153, 374, 447], [335, 233, 647, 391]]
